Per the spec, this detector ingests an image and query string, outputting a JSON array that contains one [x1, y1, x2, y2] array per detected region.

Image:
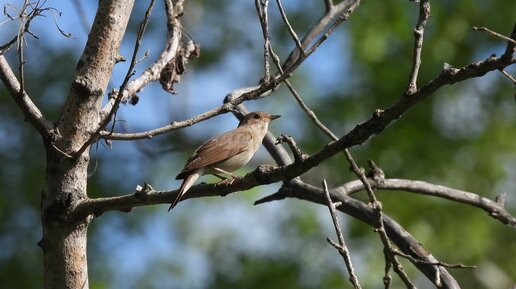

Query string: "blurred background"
[[0, 0, 515, 288]]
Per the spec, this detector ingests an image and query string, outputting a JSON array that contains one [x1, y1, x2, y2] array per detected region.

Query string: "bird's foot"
[[216, 176, 240, 186]]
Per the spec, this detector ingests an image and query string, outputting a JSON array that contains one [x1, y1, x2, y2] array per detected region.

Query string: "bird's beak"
[[269, 114, 281, 120]]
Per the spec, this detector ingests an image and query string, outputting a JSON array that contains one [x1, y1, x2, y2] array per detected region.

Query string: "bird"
[[169, 111, 280, 211]]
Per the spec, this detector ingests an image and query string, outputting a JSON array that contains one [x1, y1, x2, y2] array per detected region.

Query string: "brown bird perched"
[[169, 111, 280, 210]]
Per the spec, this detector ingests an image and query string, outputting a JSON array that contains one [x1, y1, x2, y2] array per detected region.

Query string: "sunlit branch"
[[0, 55, 53, 136]]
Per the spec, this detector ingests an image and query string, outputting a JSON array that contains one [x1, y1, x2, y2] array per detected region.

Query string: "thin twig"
[[343, 151, 417, 288], [323, 180, 362, 289], [275, 134, 306, 162], [103, 1, 362, 141], [406, 0, 430, 94], [75, 0, 156, 158], [276, 0, 304, 53], [17, 0, 30, 94], [499, 69, 516, 84], [255, 0, 271, 83], [473, 26, 516, 45], [392, 249, 476, 269], [99, 0, 183, 117], [304, 1, 362, 58], [281, 0, 361, 70]]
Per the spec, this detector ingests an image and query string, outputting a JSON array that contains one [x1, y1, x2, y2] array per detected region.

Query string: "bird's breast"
[[212, 150, 255, 172]]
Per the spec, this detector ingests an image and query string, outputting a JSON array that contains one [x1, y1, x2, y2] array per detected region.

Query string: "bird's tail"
[[168, 172, 200, 211]]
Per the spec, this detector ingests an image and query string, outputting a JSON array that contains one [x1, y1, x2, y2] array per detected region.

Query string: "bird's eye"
[[253, 114, 261, 119]]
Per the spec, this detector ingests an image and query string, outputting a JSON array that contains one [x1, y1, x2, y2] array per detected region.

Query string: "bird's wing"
[[176, 128, 252, 179]]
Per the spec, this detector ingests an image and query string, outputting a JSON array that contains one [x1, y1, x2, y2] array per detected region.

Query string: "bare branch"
[[17, 0, 29, 94], [275, 134, 307, 162], [90, 54, 516, 220], [282, 0, 361, 70], [255, 0, 271, 83], [0, 55, 53, 135], [74, 176, 461, 289], [392, 248, 476, 269], [276, 0, 304, 54], [102, 1, 363, 141], [499, 69, 516, 84], [303, 1, 362, 60], [99, 1, 184, 117], [406, 0, 430, 94], [362, 178, 516, 227], [342, 150, 416, 288], [273, 176, 516, 228], [75, 0, 156, 158], [323, 180, 362, 289], [285, 180, 461, 289], [473, 26, 516, 45]]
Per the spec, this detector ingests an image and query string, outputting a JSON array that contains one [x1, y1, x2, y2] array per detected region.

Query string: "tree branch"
[[100, 0, 362, 141], [285, 180, 461, 289], [76, 45, 516, 221], [473, 25, 516, 45], [56, 0, 135, 153], [323, 180, 362, 289], [361, 178, 516, 227], [99, 0, 184, 118], [406, 0, 430, 94], [0, 55, 53, 136], [75, 0, 156, 158], [75, 175, 462, 289]]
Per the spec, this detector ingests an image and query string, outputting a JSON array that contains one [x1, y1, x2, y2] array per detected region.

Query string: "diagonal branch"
[[285, 180, 461, 289], [276, 0, 304, 53], [77, 41, 516, 215], [473, 25, 516, 45], [0, 55, 53, 136], [75, 0, 156, 158], [282, 0, 361, 70], [99, 0, 184, 118], [323, 180, 362, 289], [100, 0, 362, 141]]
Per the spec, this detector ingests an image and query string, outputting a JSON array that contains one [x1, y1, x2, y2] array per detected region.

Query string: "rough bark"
[[40, 1, 135, 288]]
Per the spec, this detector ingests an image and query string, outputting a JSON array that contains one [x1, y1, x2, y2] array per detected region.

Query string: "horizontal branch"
[[345, 179, 516, 227], [0, 55, 53, 136], [258, 177, 516, 228], [77, 42, 516, 217]]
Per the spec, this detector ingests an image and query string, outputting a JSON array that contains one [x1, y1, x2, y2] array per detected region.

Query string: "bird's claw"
[[217, 176, 240, 186]]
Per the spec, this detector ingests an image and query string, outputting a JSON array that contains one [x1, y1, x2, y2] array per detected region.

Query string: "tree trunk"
[[40, 0, 135, 288], [42, 150, 91, 289]]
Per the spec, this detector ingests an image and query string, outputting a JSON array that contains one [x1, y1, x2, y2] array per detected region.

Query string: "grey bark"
[[40, 1, 135, 288]]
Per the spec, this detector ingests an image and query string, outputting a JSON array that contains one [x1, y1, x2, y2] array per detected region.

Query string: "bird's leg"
[[213, 167, 240, 185], [212, 167, 239, 178]]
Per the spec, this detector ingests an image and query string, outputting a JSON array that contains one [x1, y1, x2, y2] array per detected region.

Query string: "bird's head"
[[238, 111, 281, 127]]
